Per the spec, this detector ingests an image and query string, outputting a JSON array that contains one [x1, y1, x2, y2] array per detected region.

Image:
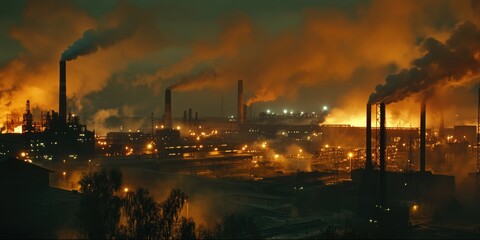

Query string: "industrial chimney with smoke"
[[238, 80, 244, 124], [379, 102, 387, 206], [59, 61, 67, 122], [420, 101, 426, 173], [366, 103, 373, 171], [164, 88, 173, 129]]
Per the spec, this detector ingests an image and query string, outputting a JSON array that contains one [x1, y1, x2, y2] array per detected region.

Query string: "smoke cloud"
[[168, 69, 218, 91], [2, 0, 480, 130], [60, 25, 136, 61], [369, 21, 480, 104]]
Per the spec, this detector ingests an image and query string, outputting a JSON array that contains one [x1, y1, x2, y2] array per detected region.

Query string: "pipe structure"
[[420, 101, 426, 173], [366, 103, 373, 171], [59, 61, 66, 122], [238, 80, 244, 124], [379, 102, 386, 206], [164, 89, 172, 129]]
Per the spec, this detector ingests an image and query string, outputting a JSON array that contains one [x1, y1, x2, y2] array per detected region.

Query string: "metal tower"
[[476, 86, 480, 201]]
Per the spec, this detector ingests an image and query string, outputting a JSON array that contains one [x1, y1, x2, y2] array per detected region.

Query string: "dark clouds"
[[0, 0, 479, 133], [370, 21, 480, 104]]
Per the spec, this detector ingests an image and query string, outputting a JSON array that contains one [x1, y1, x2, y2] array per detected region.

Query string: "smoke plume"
[[61, 24, 136, 61], [369, 21, 480, 104], [168, 69, 218, 91]]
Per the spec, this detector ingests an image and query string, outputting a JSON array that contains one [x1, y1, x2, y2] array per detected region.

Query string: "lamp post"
[[348, 152, 353, 173]]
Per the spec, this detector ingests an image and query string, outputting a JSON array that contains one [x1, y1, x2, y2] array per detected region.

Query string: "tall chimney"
[[420, 101, 426, 173], [379, 102, 387, 206], [59, 61, 66, 122], [238, 80, 244, 124], [164, 88, 172, 129], [366, 103, 373, 171]]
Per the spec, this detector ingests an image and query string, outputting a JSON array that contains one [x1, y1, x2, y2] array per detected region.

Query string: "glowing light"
[[323, 105, 328, 111], [20, 152, 26, 157], [412, 204, 418, 211], [274, 154, 279, 159], [124, 187, 129, 193], [13, 125, 22, 134], [283, 109, 287, 114], [147, 144, 153, 149], [176, 126, 181, 130], [348, 152, 353, 158], [266, 109, 270, 114]]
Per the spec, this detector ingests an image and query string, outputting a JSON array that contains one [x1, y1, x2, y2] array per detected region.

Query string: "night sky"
[[1, 0, 480, 134]]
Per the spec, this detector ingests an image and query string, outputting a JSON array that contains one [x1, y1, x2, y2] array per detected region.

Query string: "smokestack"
[[238, 80, 244, 124], [420, 101, 426, 173], [379, 102, 387, 206], [59, 61, 66, 122], [366, 103, 373, 171], [183, 110, 187, 124], [164, 89, 172, 129]]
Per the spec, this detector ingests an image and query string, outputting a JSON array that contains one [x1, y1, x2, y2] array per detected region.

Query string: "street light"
[[348, 152, 353, 172], [62, 171, 66, 182]]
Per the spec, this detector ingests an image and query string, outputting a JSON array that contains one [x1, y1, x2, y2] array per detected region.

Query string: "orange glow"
[[412, 204, 418, 211], [13, 125, 22, 134]]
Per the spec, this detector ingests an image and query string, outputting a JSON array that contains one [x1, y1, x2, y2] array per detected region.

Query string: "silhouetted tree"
[[76, 168, 123, 239], [159, 188, 188, 239], [196, 223, 220, 239], [177, 217, 196, 240], [76, 169, 191, 239], [120, 187, 161, 239]]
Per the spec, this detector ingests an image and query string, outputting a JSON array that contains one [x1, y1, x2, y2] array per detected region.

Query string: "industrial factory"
[[3, 2, 480, 238], [1, 60, 480, 238], [0, 61, 95, 162]]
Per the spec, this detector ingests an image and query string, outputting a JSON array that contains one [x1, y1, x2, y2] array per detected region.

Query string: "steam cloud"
[[369, 21, 480, 104], [61, 23, 136, 61], [168, 69, 218, 91]]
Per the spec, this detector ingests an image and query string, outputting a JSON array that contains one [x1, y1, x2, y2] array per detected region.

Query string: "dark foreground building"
[[0, 157, 80, 238]]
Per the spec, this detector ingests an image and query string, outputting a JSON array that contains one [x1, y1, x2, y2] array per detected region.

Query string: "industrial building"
[[0, 61, 95, 162]]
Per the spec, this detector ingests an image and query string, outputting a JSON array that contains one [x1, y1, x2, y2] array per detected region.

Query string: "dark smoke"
[[168, 69, 217, 91], [60, 23, 136, 61], [369, 21, 480, 104]]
